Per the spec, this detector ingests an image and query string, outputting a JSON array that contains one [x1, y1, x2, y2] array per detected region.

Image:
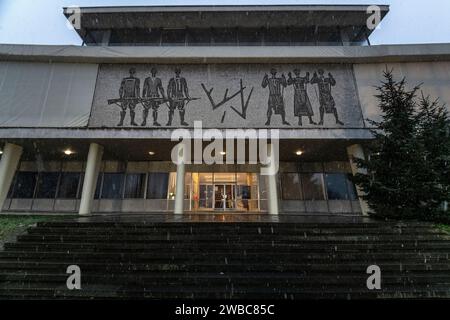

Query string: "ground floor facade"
[[0, 139, 365, 215]]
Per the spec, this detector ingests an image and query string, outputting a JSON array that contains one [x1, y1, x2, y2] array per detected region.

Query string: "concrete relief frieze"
[[89, 64, 364, 128]]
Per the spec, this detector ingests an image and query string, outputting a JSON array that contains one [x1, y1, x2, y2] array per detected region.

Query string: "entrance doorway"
[[191, 172, 261, 212]]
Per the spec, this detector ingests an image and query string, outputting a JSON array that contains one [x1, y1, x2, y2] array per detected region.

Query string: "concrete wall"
[[0, 62, 98, 127], [354, 61, 450, 127]]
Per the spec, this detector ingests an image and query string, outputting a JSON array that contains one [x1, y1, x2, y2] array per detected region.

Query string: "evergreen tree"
[[415, 94, 450, 222], [353, 69, 425, 220]]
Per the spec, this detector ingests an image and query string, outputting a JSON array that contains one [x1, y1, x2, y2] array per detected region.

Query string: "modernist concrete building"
[[1, 4, 450, 216]]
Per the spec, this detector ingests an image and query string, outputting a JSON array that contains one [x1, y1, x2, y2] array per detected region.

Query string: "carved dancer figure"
[[261, 68, 290, 126]]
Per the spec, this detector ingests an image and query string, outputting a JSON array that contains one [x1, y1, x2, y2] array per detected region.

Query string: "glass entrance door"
[[192, 172, 260, 212], [214, 184, 235, 210]]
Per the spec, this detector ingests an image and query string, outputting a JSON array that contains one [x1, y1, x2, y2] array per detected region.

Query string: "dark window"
[[281, 173, 302, 200], [291, 27, 316, 45], [58, 172, 81, 199], [147, 172, 169, 199], [318, 27, 342, 45], [101, 173, 124, 199], [161, 29, 186, 46], [301, 173, 325, 200], [36, 172, 59, 199], [186, 28, 211, 45], [12, 172, 37, 198], [124, 173, 146, 198], [7, 175, 15, 198], [94, 173, 102, 199], [238, 28, 263, 46], [346, 174, 358, 201], [325, 173, 350, 200], [212, 28, 237, 45], [110, 28, 161, 46], [265, 28, 290, 45]]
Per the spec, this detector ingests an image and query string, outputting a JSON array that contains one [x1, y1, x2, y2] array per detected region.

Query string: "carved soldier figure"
[[310, 69, 344, 125], [261, 68, 290, 126], [167, 68, 190, 126], [118, 68, 140, 126], [141, 67, 166, 127], [287, 69, 316, 126]]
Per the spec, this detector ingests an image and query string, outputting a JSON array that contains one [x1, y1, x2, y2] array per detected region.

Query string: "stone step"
[[16, 234, 450, 243], [28, 226, 445, 236], [37, 221, 390, 228], [0, 283, 449, 299], [6, 241, 450, 253], [0, 260, 449, 273], [2, 272, 450, 287], [1, 220, 448, 300], [1, 250, 448, 262]]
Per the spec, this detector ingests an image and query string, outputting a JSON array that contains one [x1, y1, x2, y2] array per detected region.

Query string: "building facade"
[[1, 5, 450, 216]]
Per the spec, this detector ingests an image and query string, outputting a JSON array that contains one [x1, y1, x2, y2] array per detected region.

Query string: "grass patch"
[[0, 215, 60, 240], [436, 224, 450, 234]]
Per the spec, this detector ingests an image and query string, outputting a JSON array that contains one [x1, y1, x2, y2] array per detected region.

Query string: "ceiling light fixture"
[[295, 150, 303, 156], [64, 149, 74, 155], [148, 151, 155, 155]]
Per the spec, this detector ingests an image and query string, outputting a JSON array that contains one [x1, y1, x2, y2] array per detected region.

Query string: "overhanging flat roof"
[[1, 43, 449, 64], [63, 4, 389, 42]]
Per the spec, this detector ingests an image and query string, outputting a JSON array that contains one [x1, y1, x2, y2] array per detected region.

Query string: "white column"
[[346, 144, 370, 216], [174, 144, 185, 214], [0, 143, 23, 213], [79, 143, 103, 215], [266, 144, 279, 215]]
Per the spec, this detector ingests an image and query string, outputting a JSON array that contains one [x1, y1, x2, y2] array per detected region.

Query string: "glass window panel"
[[301, 173, 325, 200], [281, 173, 302, 200], [94, 173, 102, 199], [101, 173, 124, 199], [238, 28, 263, 46], [258, 174, 268, 200], [124, 173, 146, 198], [161, 29, 186, 46], [212, 28, 237, 45], [167, 172, 176, 200], [236, 173, 247, 185], [214, 173, 236, 183], [265, 28, 290, 45], [199, 173, 213, 184], [346, 174, 358, 201], [57, 172, 81, 199], [184, 172, 191, 200], [7, 175, 16, 198], [36, 172, 59, 199], [12, 172, 37, 198], [147, 172, 169, 199], [325, 173, 350, 200], [110, 28, 161, 46], [186, 28, 211, 45]]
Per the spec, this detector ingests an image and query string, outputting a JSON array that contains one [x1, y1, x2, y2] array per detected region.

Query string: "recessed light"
[[148, 151, 155, 155], [0, 150, 3, 155], [64, 149, 74, 155], [219, 151, 226, 155], [295, 150, 303, 156]]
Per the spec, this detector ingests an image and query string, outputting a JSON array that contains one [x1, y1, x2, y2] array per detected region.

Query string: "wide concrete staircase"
[[0, 219, 450, 299]]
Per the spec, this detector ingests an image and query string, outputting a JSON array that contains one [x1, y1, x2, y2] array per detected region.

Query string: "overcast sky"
[[0, 0, 449, 46]]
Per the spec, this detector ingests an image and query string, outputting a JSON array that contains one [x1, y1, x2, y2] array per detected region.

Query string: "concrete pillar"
[[79, 143, 103, 215], [266, 144, 279, 215], [174, 144, 185, 214], [0, 143, 23, 212], [346, 144, 370, 216]]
